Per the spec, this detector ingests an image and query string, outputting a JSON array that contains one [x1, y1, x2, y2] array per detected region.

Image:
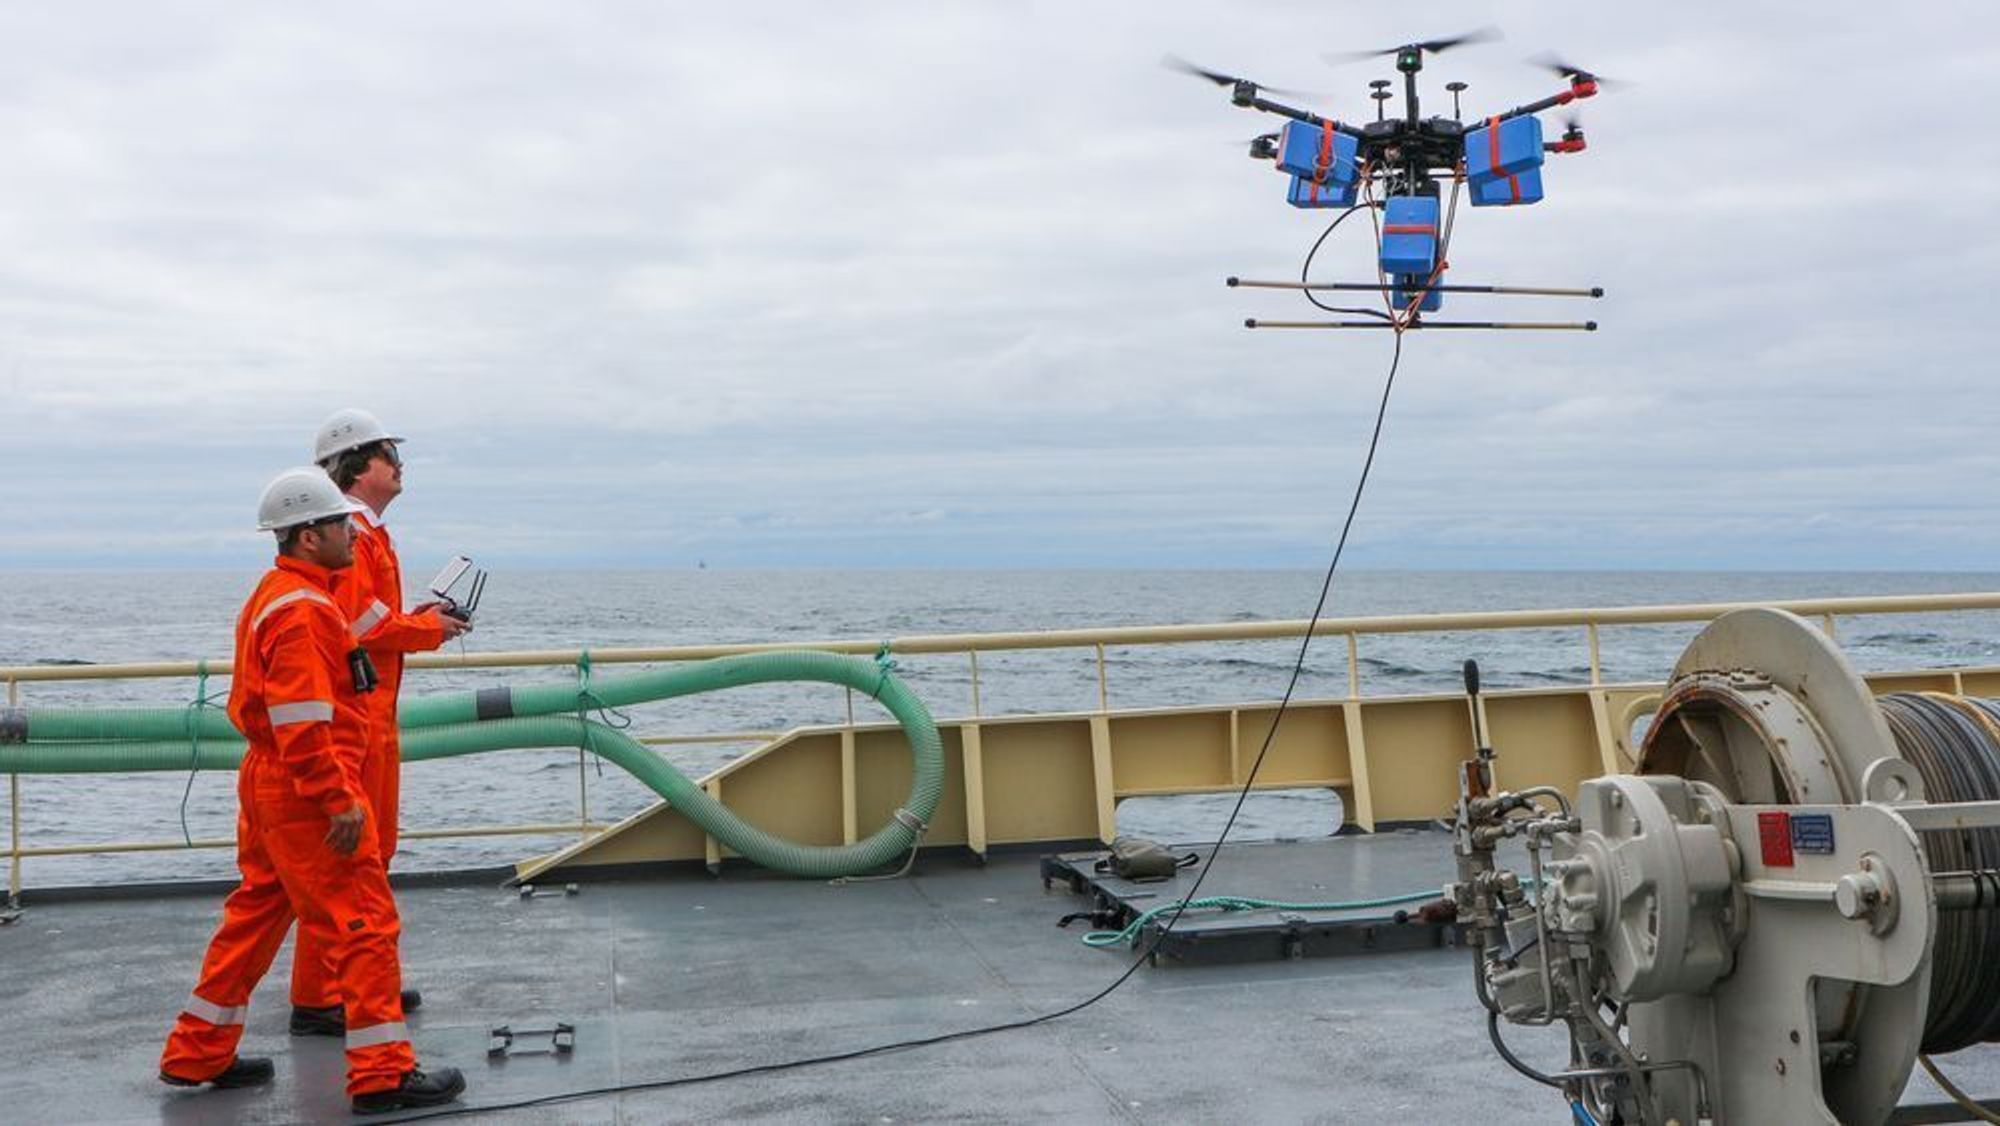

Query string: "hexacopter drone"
[[1172, 29, 1614, 332]]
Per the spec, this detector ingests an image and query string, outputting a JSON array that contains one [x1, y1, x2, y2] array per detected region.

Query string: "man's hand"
[[419, 602, 473, 640], [326, 805, 367, 855]]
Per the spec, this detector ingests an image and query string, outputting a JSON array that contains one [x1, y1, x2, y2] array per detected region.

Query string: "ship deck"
[[5, 831, 1997, 1124]]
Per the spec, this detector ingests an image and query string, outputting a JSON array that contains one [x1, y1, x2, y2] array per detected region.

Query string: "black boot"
[[161, 1056, 275, 1089], [291, 991, 424, 1036], [290, 1003, 343, 1037], [351, 1067, 466, 1114]]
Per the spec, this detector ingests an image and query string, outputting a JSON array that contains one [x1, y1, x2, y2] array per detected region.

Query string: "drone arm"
[[1243, 93, 1366, 138], [1486, 78, 1599, 125]]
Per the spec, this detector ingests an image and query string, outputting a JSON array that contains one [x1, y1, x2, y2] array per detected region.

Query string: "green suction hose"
[[0, 651, 943, 879]]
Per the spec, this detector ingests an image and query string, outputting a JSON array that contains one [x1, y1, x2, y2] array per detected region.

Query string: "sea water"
[[5, 569, 1999, 886]]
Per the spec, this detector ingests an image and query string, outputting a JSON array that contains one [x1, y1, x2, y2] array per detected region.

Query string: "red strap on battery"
[[1314, 120, 1336, 184], [1486, 115, 1501, 176], [1382, 223, 1436, 235], [1504, 172, 1521, 203]]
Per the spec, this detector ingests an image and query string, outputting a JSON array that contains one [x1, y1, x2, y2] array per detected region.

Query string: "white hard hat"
[[313, 408, 405, 465], [257, 467, 365, 531]]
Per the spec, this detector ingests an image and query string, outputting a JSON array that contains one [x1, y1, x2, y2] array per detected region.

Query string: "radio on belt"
[[429, 555, 487, 623]]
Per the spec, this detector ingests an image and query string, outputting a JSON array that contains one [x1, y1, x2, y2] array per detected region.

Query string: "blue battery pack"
[[1470, 166, 1544, 207], [1276, 120, 1359, 185], [1287, 174, 1357, 209], [1464, 115, 1544, 182], [1379, 196, 1439, 275], [1393, 273, 1443, 312]]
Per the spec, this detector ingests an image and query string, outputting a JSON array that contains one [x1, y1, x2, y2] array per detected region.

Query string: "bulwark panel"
[[1231, 703, 1350, 785], [855, 725, 968, 847], [1108, 711, 1232, 793], [976, 718, 1100, 845], [1487, 692, 1601, 798], [707, 731, 845, 855], [1356, 697, 1472, 823]]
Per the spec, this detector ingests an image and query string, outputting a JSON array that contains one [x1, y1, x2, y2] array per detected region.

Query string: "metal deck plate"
[[1042, 832, 1462, 966], [3, 834, 1996, 1123]]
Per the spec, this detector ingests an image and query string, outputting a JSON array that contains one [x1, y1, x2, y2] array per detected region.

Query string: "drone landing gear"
[[1245, 318, 1596, 331], [1229, 276, 1602, 332]]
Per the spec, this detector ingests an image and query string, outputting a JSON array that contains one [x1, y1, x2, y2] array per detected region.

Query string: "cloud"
[[2, 2, 1998, 569]]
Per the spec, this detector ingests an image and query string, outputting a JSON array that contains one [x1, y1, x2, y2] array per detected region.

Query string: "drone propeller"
[[1546, 110, 1588, 154], [1324, 26, 1502, 64], [1527, 52, 1624, 88], [1162, 55, 1318, 99]]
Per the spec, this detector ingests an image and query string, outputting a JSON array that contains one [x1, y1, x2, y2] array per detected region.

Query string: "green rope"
[[871, 641, 897, 698], [1080, 889, 1441, 948], [572, 648, 624, 777], [177, 662, 224, 847]]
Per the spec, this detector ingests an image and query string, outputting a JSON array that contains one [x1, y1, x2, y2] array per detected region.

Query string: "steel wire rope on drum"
[[1878, 693, 2000, 1053]]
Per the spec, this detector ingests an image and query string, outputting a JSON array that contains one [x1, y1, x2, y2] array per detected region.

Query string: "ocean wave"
[[1358, 656, 1428, 678], [1856, 631, 1947, 646]]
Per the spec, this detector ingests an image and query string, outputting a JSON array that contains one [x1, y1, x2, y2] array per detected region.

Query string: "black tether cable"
[[1301, 203, 1391, 320], [380, 337, 1411, 1123]]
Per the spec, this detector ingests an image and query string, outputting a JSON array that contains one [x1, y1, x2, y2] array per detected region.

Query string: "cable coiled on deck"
[[1878, 693, 2000, 1053]]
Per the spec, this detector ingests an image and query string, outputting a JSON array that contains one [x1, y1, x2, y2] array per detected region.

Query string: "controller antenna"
[[1446, 80, 1468, 120]]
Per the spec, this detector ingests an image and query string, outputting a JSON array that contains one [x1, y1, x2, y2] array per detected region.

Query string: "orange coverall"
[[160, 555, 415, 1096], [291, 503, 445, 1010]]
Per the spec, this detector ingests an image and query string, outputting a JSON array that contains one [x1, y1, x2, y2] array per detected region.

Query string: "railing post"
[[576, 747, 590, 841], [1587, 623, 1603, 686], [968, 650, 982, 717], [7, 676, 20, 906], [1346, 633, 1361, 698], [841, 687, 859, 846], [1095, 643, 1109, 712]]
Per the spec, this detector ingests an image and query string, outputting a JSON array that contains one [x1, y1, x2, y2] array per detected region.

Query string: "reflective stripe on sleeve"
[[252, 588, 335, 632], [350, 599, 390, 638], [346, 1020, 411, 1050], [268, 700, 334, 726], [183, 993, 246, 1027]]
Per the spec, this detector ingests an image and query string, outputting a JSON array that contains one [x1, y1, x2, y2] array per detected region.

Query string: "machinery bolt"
[[1834, 871, 1883, 920]]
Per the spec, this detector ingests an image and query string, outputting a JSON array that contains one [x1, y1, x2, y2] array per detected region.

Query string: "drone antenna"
[[1446, 80, 1467, 121], [1369, 79, 1392, 123]]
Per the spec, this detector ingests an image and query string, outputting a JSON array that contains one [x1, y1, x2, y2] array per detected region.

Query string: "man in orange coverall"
[[288, 409, 471, 1037], [159, 467, 465, 1114]]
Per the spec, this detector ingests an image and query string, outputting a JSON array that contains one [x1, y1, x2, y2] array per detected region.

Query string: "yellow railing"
[[8, 591, 2000, 898]]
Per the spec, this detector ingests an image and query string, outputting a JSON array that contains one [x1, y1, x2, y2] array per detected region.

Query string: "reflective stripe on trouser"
[[292, 731, 401, 1009], [164, 758, 415, 1095]]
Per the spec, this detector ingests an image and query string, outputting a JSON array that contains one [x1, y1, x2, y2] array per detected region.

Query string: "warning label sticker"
[[1758, 811, 1794, 868]]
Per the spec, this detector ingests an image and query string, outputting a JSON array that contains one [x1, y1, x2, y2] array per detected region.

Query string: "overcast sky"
[[3, 2, 1998, 571]]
